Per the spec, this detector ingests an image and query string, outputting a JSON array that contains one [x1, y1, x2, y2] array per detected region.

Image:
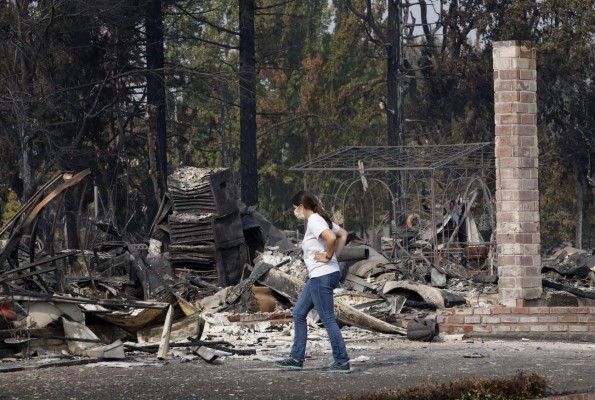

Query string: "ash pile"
[[0, 168, 592, 370]]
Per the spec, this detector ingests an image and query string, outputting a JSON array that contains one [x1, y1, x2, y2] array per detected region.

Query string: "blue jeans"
[[290, 271, 349, 364]]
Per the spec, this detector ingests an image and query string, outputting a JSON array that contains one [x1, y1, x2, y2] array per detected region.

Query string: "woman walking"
[[275, 190, 351, 373]]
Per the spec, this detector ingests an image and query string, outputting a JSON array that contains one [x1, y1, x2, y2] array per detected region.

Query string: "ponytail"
[[313, 203, 333, 230], [291, 190, 333, 229]]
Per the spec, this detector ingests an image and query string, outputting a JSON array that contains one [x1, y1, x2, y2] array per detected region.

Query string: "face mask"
[[294, 208, 305, 220]]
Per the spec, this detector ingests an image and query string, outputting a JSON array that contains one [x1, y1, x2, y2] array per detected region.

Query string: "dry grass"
[[339, 372, 548, 400]]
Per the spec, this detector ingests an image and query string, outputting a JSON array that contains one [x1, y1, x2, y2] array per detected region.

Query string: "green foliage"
[[0, 0, 592, 245], [339, 372, 548, 400], [1, 191, 21, 228]]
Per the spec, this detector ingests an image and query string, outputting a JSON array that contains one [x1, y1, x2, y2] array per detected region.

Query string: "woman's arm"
[[314, 227, 347, 262], [314, 229, 336, 262], [334, 228, 348, 257]]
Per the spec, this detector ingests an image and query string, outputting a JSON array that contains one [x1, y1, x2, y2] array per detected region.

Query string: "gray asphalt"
[[0, 337, 593, 399]]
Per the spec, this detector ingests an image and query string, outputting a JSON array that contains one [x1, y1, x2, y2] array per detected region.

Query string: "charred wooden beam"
[[542, 279, 595, 299], [1, 292, 170, 309], [255, 264, 406, 335]]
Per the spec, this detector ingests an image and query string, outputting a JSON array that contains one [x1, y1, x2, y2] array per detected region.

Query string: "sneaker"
[[320, 360, 351, 374], [274, 356, 303, 370]]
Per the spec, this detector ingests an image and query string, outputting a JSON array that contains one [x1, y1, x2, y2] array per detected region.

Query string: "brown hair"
[[291, 190, 333, 229]]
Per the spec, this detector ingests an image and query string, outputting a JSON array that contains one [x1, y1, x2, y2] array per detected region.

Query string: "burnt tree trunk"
[[575, 169, 584, 249], [239, 0, 258, 207], [386, 0, 406, 225], [15, 0, 35, 201], [146, 0, 168, 222]]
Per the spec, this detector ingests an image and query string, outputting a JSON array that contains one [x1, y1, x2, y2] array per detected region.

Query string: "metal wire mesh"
[[290, 142, 494, 171]]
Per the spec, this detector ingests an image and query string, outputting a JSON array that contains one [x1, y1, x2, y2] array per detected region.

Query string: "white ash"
[[168, 167, 225, 189], [171, 212, 215, 223], [199, 311, 403, 360], [257, 248, 308, 282]]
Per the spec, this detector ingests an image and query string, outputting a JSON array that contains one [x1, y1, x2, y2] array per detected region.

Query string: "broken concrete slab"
[[14, 302, 63, 329], [192, 346, 218, 363], [137, 314, 205, 344], [62, 318, 102, 355], [84, 340, 125, 359]]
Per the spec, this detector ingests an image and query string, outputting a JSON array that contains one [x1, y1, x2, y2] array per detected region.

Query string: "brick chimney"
[[493, 41, 542, 307]]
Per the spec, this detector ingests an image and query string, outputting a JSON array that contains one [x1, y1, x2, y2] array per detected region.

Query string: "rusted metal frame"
[[0, 266, 57, 284], [75, 181, 94, 285], [1, 292, 170, 309], [50, 191, 68, 291], [149, 192, 171, 237], [444, 189, 479, 251], [0, 172, 67, 238], [125, 243, 152, 300], [27, 217, 41, 263], [0, 251, 77, 280], [430, 171, 437, 266], [48, 191, 66, 256], [0, 170, 91, 269]]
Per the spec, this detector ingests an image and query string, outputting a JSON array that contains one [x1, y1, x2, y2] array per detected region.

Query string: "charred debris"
[[0, 167, 593, 367]]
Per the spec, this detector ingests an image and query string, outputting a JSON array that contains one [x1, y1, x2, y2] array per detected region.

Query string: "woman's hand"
[[314, 251, 332, 263]]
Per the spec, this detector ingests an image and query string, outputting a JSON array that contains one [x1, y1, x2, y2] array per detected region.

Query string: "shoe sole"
[[275, 365, 303, 370]]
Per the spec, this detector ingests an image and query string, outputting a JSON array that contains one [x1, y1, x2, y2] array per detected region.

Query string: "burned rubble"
[[0, 167, 593, 370]]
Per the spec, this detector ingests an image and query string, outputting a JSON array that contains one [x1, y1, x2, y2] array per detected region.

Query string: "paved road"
[[0, 337, 594, 399]]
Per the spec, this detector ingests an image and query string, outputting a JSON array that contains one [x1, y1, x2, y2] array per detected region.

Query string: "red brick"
[[454, 308, 474, 315], [558, 315, 578, 323], [439, 308, 455, 316], [513, 125, 537, 135], [495, 147, 513, 157], [493, 307, 512, 314], [495, 125, 513, 135], [519, 69, 535, 80], [550, 307, 577, 314], [270, 312, 291, 320], [500, 114, 522, 124], [538, 316, 558, 323], [271, 319, 293, 326], [465, 316, 481, 324], [520, 114, 537, 124], [519, 316, 538, 323], [446, 316, 465, 324], [473, 308, 492, 315], [438, 325, 455, 333], [498, 92, 521, 103], [520, 92, 536, 103], [529, 325, 548, 332], [495, 103, 513, 113], [495, 81, 513, 91], [531, 307, 551, 314], [483, 316, 501, 324], [568, 307, 590, 314], [549, 324, 568, 332], [568, 325, 589, 332], [499, 70, 520, 79], [493, 325, 511, 332], [577, 315, 595, 323], [472, 325, 493, 333], [501, 316, 520, 323], [510, 325, 531, 332]]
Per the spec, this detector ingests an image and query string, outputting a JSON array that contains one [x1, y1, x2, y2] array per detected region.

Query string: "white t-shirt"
[[302, 213, 341, 278]]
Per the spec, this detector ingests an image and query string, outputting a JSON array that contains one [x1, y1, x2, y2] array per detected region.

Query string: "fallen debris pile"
[[0, 167, 593, 369]]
